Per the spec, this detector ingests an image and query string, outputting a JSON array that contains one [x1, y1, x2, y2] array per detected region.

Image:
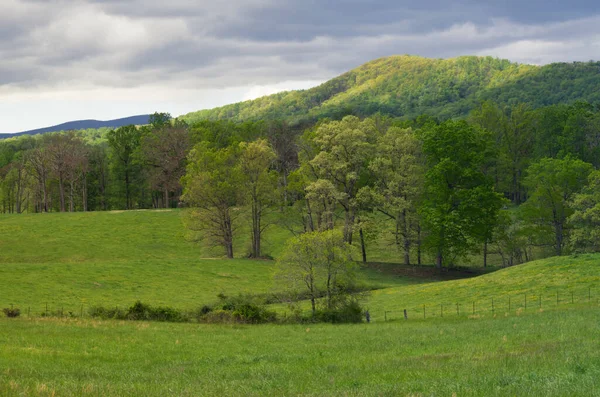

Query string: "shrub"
[[2, 307, 20, 318], [315, 299, 364, 324]]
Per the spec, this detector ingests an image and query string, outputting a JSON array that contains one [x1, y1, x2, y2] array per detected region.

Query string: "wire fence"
[[380, 286, 599, 322], [1, 286, 599, 322]]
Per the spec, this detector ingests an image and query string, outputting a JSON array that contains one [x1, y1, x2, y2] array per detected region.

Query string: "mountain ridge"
[[0, 114, 151, 138], [180, 55, 600, 124]]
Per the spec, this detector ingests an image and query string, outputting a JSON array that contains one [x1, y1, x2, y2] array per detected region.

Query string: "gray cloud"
[[1, 0, 600, 131]]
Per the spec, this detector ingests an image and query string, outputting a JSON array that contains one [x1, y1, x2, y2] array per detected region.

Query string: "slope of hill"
[[181, 55, 600, 124], [365, 254, 600, 321], [0, 114, 151, 138]]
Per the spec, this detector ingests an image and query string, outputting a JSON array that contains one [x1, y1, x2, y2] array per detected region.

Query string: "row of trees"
[[0, 113, 190, 213], [3, 102, 600, 266], [180, 102, 600, 267]]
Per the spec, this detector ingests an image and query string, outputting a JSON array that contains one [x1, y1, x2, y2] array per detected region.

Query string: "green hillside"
[[181, 55, 600, 124], [366, 254, 600, 321]]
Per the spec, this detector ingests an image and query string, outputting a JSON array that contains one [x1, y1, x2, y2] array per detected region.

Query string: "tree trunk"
[[58, 175, 66, 212], [125, 168, 131, 210], [402, 209, 411, 266], [483, 241, 488, 267], [69, 180, 74, 212], [359, 227, 367, 263], [82, 173, 88, 212], [417, 224, 422, 266], [555, 221, 563, 256], [343, 207, 355, 244], [164, 188, 169, 209]]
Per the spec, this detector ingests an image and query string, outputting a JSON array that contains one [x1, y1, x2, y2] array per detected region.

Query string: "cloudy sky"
[[1, 0, 599, 132]]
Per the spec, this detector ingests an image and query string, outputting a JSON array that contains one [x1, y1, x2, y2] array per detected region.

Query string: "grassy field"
[[1, 307, 599, 396], [0, 210, 424, 312], [2, 210, 600, 396]]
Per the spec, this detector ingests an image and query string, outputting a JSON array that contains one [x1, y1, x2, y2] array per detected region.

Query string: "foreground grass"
[[1, 308, 599, 396]]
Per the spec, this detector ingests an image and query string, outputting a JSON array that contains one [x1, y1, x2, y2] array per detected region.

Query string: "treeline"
[[3, 102, 600, 267], [0, 113, 263, 213]]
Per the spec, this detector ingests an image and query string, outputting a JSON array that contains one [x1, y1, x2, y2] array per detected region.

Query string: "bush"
[[3, 307, 20, 318], [89, 302, 187, 322], [315, 299, 364, 324]]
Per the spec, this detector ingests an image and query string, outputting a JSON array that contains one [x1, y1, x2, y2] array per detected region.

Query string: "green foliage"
[[419, 120, 504, 267], [276, 230, 358, 315], [521, 157, 593, 255], [568, 170, 600, 252]]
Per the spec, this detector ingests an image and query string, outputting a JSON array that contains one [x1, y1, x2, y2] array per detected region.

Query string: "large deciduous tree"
[[139, 122, 190, 208], [364, 126, 423, 265], [419, 120, 504, 268], [238, 139, 277, 258], [307, 116, 376, 244], [182, 143, 240, 258], [521, 156, 593, 256], [107, 125, 142, 210]]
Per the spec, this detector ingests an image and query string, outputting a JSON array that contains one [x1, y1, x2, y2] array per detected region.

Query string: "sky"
[[1, 0, 600, 133]]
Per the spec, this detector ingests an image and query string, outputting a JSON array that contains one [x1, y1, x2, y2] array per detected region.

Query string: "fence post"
[[571, 292, 574, 304], [456, 303, 459, 316], [404, 309, 408, 320], [384, 311, 387, 322]]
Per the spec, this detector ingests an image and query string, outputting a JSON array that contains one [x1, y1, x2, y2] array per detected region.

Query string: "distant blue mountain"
[[0, 115, 151, 139]]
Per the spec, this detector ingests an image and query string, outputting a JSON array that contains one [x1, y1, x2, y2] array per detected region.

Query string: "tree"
[[521, 157, 593, 256], [419, 120, 504, 268], [182, 143, 240, 258], [364, 126, 423, 265], [569, 170, 600, 252], [238, 139, 277, 258], [25, 147, 51, 212], [307, 116, 376, 244], [139, 122, 190, 208], [106, 125, 142, 210], [470, 102, 534, 204], [275, 230, 357, 316]]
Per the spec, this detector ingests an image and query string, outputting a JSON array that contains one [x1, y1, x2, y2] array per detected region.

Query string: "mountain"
[[180, 55, 600, 124], [0, 115, 151, 138]]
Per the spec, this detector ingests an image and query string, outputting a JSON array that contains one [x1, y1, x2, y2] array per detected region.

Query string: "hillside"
[[0, 114, 151, 139], [181, 55, 600, 124]]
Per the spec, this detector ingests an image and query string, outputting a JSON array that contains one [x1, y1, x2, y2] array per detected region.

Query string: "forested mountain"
[[181, 55, 600, 124], [0, 115, 151, 138]]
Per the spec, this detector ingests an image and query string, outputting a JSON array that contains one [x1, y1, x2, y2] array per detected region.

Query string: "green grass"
[[364, 254, 600, 321], [2, 210, 600, 395], [1, 307, 599, 396], [0, 210, 416, 311]]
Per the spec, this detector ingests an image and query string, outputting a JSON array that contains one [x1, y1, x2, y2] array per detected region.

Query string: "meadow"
[[0, 210, 425, 312], [1, 210, 600, 396], [1, 308, 599, 396]]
